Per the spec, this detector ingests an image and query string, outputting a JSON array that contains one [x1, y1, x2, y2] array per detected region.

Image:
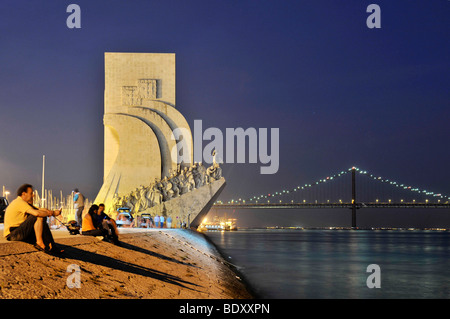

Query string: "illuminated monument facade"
[[95, 53, 225, 227]]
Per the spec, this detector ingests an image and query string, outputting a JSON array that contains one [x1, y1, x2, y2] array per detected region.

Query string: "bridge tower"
[[351, 167, 357, 228]]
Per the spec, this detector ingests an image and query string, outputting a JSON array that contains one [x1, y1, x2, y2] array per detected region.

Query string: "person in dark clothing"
[[82, 204, 119, 244], [81, 205, 105, 237], [94, 204, 119, 240]]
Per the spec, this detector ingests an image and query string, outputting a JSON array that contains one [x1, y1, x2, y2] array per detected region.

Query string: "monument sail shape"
[[95, 53, 225, 228]]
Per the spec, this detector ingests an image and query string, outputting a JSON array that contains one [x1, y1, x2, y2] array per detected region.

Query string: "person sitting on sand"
[[82, 204, 119, 244], [95, 204, 119, 241], [81, 204, 106, 237], [3, 183, 63, 254]]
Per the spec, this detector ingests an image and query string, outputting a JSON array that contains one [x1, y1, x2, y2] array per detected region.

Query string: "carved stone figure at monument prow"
[[110, 162, 224, 228], [94, 53, 225, 226]]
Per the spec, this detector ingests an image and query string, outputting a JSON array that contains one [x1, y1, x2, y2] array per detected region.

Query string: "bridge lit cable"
[[217, 167, 450, 205]]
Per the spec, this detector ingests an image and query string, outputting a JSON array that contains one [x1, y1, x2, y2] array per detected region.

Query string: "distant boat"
[[198, 217, 238, 231]]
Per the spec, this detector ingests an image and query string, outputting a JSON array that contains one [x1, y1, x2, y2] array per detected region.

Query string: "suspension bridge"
[[213, 167, 450, 228]]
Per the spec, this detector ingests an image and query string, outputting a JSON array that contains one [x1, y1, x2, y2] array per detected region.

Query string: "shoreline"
[[0, 228, 254, 299], [200, 231, 261, 299]]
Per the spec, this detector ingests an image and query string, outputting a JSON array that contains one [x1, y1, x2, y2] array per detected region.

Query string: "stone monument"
[[94, 53, 225, 228]]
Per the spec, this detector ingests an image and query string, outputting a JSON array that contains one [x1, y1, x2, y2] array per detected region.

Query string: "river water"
[[205, 229, 450, 298]]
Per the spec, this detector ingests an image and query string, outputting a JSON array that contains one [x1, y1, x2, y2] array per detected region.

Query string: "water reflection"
[[206, 230, 450, 298]]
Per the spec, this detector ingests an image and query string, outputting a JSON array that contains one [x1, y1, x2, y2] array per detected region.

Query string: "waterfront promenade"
[[0, 226, 252, 298]]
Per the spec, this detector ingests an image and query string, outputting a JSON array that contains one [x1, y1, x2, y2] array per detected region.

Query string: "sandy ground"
[[0, 227, 253, 299]]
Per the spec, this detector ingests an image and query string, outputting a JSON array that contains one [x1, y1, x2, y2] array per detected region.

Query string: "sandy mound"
[[0, 230, 253, 299]]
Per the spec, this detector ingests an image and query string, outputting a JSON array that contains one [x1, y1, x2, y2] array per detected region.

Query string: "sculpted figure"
[[207, 162, 222, 181], [148, 183, 163, 206], [198, 162, 209, 185], [206, 165, 214, 181], [124, 194, 134, 212], [186, 167, 196, 192], [137, 185, 149, 212], [118, 195, 125, 208], [161, 176, 174, 201], [192, 162, 201, 188], [133, 188, 142, 213], [145, 183, 154, 208], [153, 183, 164, 205], [177, 168, 188, 194], [169, 173, 181, 197], [212, 149, 217, 166], [109, 193, 120, 214]]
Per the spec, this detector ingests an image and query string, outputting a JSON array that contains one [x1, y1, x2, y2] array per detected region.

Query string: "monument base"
[[139, 177, 226, 229]]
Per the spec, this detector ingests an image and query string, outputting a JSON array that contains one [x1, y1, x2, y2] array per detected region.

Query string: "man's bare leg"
[[34, 217, 46, 249]]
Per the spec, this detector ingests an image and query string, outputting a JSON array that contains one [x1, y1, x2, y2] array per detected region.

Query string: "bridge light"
[[389, 199, 391, 203], [376, 199, 379, 203]]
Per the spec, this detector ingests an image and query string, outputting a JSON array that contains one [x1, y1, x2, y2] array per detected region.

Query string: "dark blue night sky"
[[0, 1, 448, 227]]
